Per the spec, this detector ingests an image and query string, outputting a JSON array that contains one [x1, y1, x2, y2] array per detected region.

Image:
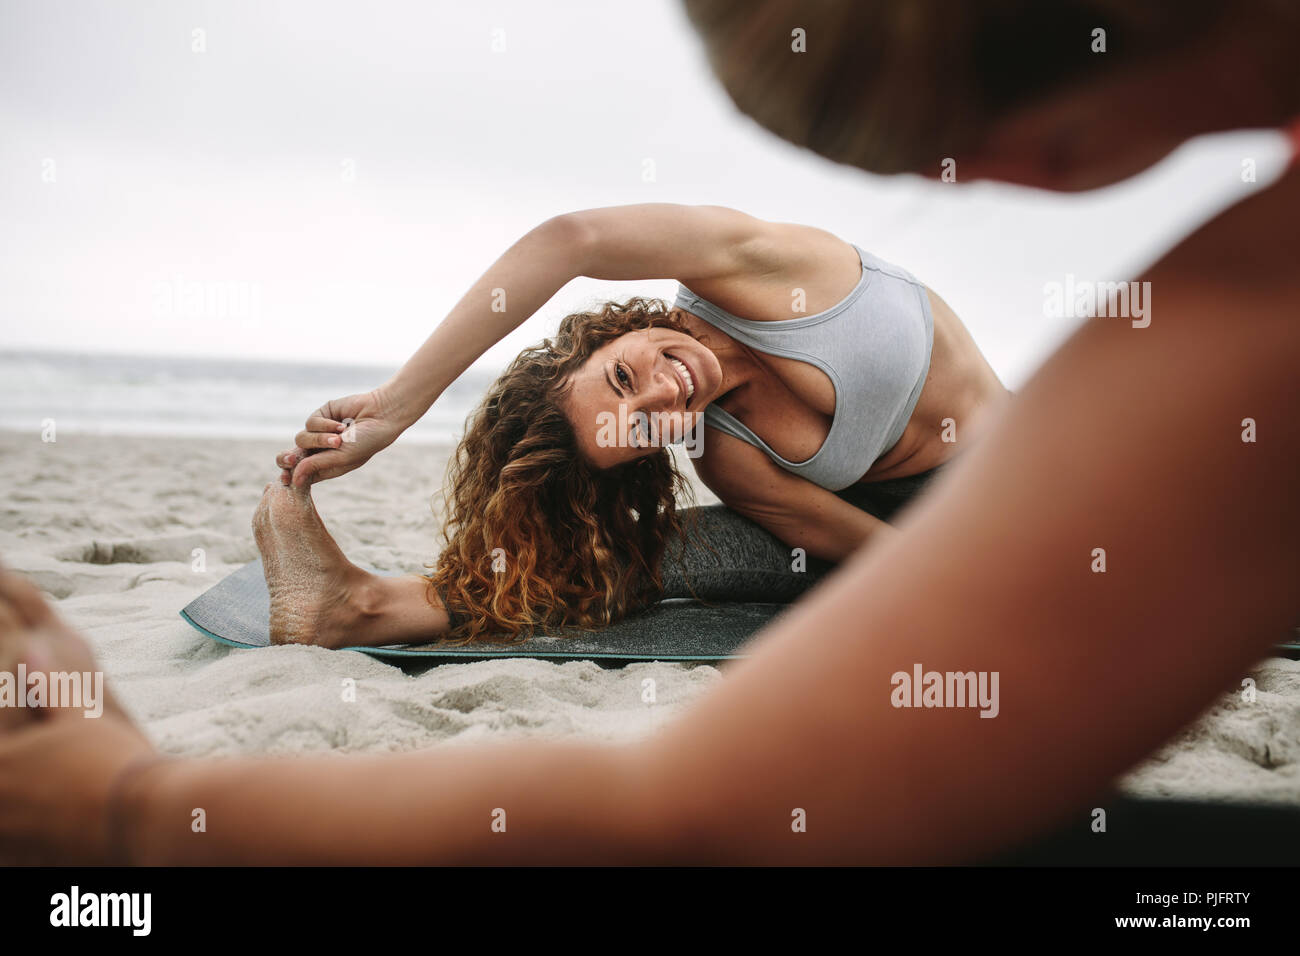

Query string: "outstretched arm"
[[379, 203, 777, 419], [283, 204, 776, 485]]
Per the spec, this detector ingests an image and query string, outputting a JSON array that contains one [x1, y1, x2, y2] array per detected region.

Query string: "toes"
[[276, 447, 307, 470]]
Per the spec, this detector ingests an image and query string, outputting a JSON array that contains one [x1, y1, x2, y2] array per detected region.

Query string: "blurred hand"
[[276, 390, 406, 487], [0, 562, 156, 864]]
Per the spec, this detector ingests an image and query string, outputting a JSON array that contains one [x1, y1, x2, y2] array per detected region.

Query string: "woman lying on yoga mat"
[[256, 205, 1008, 646], [1, 0, 1295, 866]]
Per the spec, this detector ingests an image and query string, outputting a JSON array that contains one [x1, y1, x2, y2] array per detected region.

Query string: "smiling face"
[[562, 325, 723, 468]]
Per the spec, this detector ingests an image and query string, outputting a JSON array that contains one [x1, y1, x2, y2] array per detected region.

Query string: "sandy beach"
[[2, 429, 1297, 803]]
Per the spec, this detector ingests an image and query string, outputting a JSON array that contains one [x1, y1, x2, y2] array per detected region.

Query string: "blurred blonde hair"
[[682, 0, 1291, 174]]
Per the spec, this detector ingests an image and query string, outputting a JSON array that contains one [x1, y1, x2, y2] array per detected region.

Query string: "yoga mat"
[[181, 562, 1300, 663], [180, 559, 785, 663]]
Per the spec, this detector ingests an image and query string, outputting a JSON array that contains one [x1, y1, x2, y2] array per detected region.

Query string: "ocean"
[[0, 350, 500, 445]]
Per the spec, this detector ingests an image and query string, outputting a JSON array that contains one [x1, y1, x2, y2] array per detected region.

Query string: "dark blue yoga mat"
[[180, 559, 786, 662], [180, 561, 1300, 663]]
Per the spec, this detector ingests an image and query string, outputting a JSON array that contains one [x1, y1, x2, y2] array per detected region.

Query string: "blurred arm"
[[635, 260, 1298, 862], [125, 195, 1299, 864]]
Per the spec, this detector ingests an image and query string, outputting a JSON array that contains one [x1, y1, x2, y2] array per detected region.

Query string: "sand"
[[1, 430, 1297, 804]]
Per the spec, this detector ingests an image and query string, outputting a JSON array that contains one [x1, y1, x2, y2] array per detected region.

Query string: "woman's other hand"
[[0, 564, 158, 865]]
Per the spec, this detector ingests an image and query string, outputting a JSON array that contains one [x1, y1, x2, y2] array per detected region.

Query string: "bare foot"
[[252, 483, 383, 648]]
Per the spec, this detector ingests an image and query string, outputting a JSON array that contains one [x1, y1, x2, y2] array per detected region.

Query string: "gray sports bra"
[[672, 245, 934, 492]]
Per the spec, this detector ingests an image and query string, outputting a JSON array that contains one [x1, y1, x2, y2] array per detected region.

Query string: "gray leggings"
[[435, 467, 943, 630], [658, 466, 943, 604]]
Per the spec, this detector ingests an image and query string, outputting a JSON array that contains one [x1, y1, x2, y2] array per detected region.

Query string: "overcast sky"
[[1, 0, 1290, 387]]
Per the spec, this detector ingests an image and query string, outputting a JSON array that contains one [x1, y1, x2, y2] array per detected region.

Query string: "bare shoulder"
[[757, 218, 859, 270], [1143, 165, 1300, 301], [556, 203, 814, 284], [657, 205, 853, 274], [682, 213, 863, 315]]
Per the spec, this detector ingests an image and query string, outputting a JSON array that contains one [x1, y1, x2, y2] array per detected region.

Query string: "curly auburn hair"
[[428, 297, 702, 644]]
